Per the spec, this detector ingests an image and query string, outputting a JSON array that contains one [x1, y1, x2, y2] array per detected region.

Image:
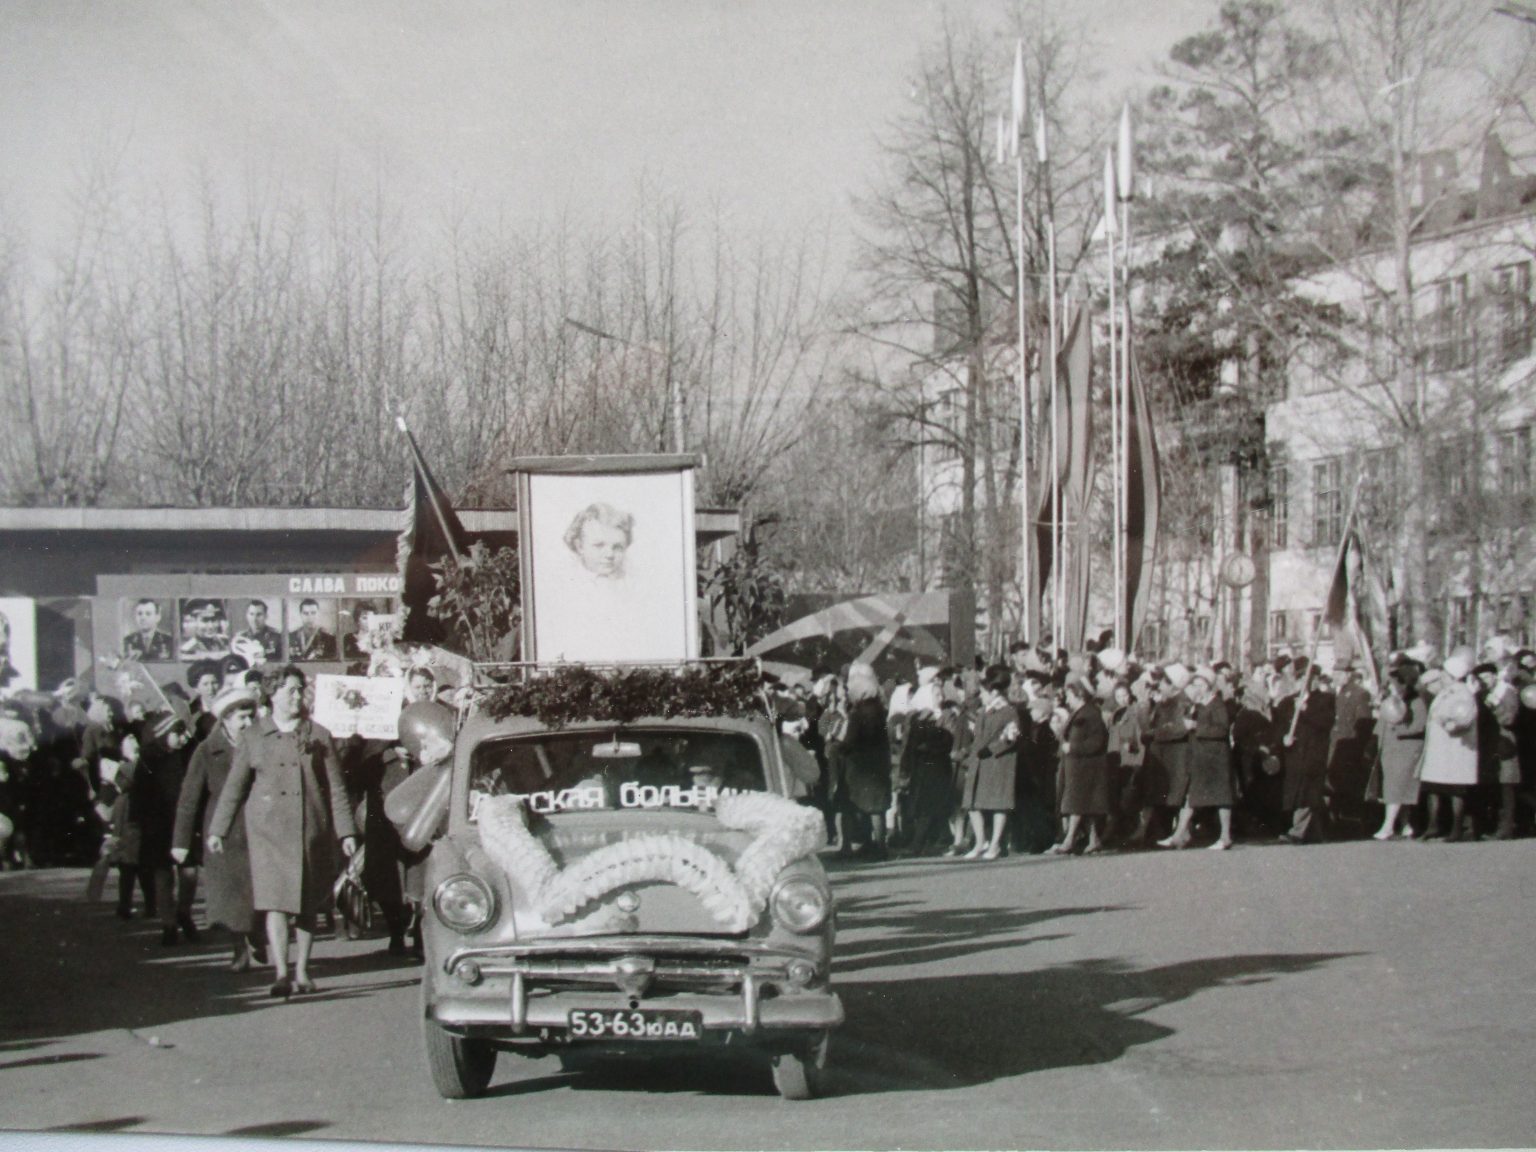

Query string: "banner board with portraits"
[[94, 573, 402, 688], [0, 597, 38, 693], [514, 456, 700, 664]]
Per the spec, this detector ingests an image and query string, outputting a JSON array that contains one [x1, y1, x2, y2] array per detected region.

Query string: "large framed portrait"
[[516, 457, 700, 664], [177, 597, 230, 661], [119, 597, 176, 663], [0, 597, 37, 692]]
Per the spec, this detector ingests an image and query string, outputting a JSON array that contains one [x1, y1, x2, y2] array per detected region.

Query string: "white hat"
[[1443, 652, 1474, 681], [916, 665, 941, 686], [1406, 641, 1438, 667], [1191, 665, 1217, 687], [1163, 662, 1191, 690], [1097, 647, 1126, 674]]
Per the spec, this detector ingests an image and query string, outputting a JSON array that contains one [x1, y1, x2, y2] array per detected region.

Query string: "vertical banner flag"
[[1323, 512, 1387, 692], [1034, 301, 1095, 649], [1123, 335, 1161, 653], [396, 418, 471, 645]]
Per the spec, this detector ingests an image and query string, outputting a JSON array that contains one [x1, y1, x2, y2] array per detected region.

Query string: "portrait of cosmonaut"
[[121, 598, 175, 662], [178, 598, 230, 660], [286, 597, 339, 662], [229, 597, 284, 666]]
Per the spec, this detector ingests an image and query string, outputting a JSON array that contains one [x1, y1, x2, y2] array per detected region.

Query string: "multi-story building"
[[1262, 138, 1536, 662]]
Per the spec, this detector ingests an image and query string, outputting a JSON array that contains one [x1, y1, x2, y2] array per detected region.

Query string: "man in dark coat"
[[132, 711, 198, 944], [1280, 662, 1337, 843], [1325, 662, 1376, 837]]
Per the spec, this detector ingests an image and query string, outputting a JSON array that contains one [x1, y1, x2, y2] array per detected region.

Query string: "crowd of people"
[[0, 659, 446, 998], [784, 634, 1536, 859]]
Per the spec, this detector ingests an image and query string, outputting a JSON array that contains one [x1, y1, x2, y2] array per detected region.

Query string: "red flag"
[[1123, 335, 1162, 653], [396, 418, 471, 646]]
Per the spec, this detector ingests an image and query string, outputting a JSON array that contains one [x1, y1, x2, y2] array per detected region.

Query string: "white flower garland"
[[475, 790, 824, 932]]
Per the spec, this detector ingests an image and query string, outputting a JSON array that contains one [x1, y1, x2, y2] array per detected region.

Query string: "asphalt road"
[[1, 837, 1533, 1150]]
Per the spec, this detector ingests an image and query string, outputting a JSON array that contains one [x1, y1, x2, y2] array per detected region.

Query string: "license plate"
[[567, 1008, 703, 1041]]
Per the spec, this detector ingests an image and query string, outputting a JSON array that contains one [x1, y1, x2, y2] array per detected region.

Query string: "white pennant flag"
[[1117, 103, 1135, 202], [1011, 40, 1027, 141]]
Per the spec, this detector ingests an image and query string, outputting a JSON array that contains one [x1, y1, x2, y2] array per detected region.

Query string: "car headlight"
[[770, 877, 830, 933], [433, 873, 497, 933]]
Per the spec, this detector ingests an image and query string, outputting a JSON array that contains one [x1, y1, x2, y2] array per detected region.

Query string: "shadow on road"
[[834, 900, 1131, 974], [0, 874, 422, 1048], [830, 951, 1359, 1095]]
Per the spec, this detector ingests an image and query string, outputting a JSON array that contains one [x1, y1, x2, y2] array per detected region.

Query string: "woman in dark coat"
[[1162, 669, 1236, 850], [1373, 658, 1426, 840], [1050, 677, 1109, 855], [173, 684, 260, 969], [960, 665, 1019, 860], [208, 665, 357, 998], [836, 662, 891, 859], [338, 733, 413, 953], [895, 672, 956, 855], [1147, 672, 1194, 847]]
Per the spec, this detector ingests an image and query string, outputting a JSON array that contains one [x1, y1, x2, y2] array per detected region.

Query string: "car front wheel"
[[423, 1018, 497, 1099], [770, 1032, 829, 1100]]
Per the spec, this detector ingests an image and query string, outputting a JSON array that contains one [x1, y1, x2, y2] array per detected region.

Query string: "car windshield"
[[467, 728, 767, 820]]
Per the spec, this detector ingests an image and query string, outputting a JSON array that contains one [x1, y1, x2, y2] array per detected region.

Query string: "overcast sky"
[[0, 0, 1211, 276]]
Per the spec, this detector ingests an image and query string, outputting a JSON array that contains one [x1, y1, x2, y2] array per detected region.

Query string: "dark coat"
[[962, 700, 1019, 812], [1377, 693, 1426, 806], [209, 717, 356, 917], [339, 735, 410, 907], [836, 697, 891, 816], [1280, 689, 1336, 810], [1059, 701, 1109, 816], [130, 733, 188, 870], [1186, 697, 1234, 808], [173, 726, 255, 932], [1147, 695, 1193, 806]]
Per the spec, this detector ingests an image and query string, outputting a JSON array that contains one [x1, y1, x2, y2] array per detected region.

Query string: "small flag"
[[1103, 148, 1118, 239], [1035, 109, 1048, 165], [1323, 514, 1387, 691], [1117, 103, 1135, 202], [396, 417, 471, 646], [1011, 40, 1027, 141]]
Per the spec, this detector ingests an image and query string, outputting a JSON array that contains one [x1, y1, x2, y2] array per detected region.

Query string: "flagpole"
[[1116, 104, 1136, 656], [1047, 216, 1061, 647], [1010, 42, 1034, 644], [1104, 149, 1122, 650]]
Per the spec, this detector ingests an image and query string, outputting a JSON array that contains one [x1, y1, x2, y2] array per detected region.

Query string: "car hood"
[[476, 810, 761, 939]]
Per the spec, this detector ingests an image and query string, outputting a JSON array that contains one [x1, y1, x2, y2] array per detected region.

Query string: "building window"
[[1432, 436, 1477, 502], [1140, 619, 1165, 660], [1269, 462, 1290, 550], [1312, 458, 1344, 548], [1492, 261, 1532, 365], [1269, 610, 1289, 655], [1360, 446, 1398, 525], [1498, 426, 1532, 495], [1493, 591, 1533, 647], [1427, 275, 1471, 372], [1367, 295, 1398, 378]]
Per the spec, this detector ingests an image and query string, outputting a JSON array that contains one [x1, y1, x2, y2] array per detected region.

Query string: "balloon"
[[1437, 691, 1476, 733], [398, 701, 456, 765]]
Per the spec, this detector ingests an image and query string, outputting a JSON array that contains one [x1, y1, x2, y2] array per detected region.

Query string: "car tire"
[[770, 1032, 828, 1100], [423, 1018, 497, 1099]]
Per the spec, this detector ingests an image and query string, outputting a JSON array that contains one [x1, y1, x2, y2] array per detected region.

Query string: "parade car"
[[413, 707, 842, 1100]]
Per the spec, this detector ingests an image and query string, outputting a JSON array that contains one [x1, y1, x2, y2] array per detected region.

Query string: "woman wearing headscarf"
[[959, 665, 1020, 860], [1050, 676, 1109, 855], [1148, 666, 1196, 848], [173, 683, 262, 970], [835, 662, 891, 859], [1373, 656, 1426, 840], [207, 665, 356, 997], [1161, 668, 1236, 851]]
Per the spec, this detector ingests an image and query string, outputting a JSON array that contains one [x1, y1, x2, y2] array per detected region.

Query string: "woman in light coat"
[[208, 666, 356, 997], [1419, 658, 1480, 841]]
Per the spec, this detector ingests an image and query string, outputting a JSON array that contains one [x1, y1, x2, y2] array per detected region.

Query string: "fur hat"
[[846, 662, 881, 703], [1097, 647, 1127, 674], [1443, 652, 1474, 681], [1162, 662, 1192, 691]]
